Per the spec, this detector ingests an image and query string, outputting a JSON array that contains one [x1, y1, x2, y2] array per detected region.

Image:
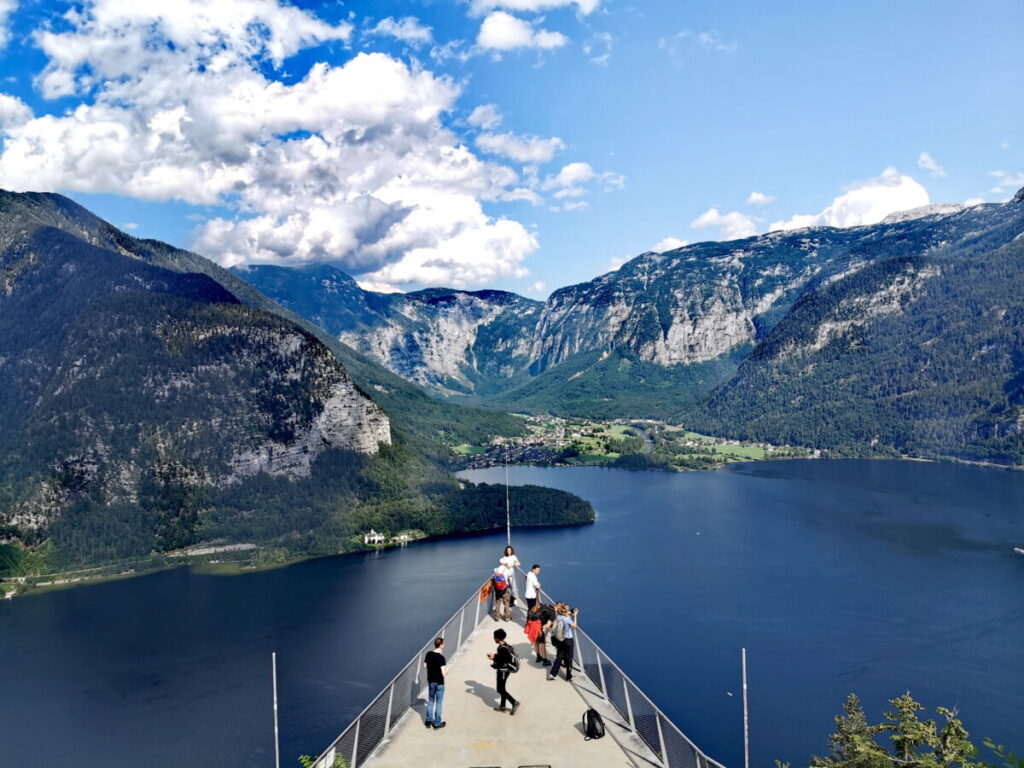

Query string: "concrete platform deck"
[[363, 619, 662, 768]]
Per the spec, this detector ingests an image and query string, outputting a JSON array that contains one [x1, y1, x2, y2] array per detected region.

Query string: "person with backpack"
[[548, 603, 578, 682], [492, 565, 511, 622], [486, 628, 520, 715]]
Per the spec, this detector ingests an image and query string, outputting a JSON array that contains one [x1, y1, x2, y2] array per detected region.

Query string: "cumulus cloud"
[[540, 161, 622, 201], [470, 0, 600, 15], [769, 168, 930, 232], [368, 16, 433, 46], [0, 1, 553, 290], [477, 11, 567, 50], [0, 92, 31, 129], [467, 103, 503, 129], [746, 191, 774, 205], [0, 0, 15, 49], [528, 280, 547, 294], [651, 236, 688, 252], [917, 151, 946, 178], [690, 208, 757, 241], [476, 131, 564, 163]]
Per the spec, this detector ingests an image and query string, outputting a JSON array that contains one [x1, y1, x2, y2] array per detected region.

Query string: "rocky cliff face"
[[236, 265, 542, 395]]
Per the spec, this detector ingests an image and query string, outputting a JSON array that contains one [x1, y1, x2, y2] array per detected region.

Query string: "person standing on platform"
[[548, 604, 578, 682], [492, 565, 511, 621], [488, 628, 521, 715], [500, 545, 521, 600], [524, 563, 541, 612], [423, 637, 447, 729]]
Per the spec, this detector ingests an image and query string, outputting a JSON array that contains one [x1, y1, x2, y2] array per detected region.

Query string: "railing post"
[[474, 592, 480, 627], [383, 682, 395, 735], [350, 717, 361, 768], [597, 647, 608, 700], [655, 709, 669, 767], [623, 678, 635, 733], [457, 606, 465, 649]]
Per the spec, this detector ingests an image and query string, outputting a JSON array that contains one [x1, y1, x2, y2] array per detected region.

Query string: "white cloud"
[[963, 197, 985, 207], [917, 151, 946, 178], [769, 168, 930, 232], [660, 29, 737, 56], [357, 279, 404, 294], [121, 221, 139, 230], [477, 11, 567, 51], [0, 1, 552, 290], [369, 16, 433, 46], [690, 208, 757, 241], [989, 170, 1024, 196], [746, 191, 774, 206], [605, 254, 630, 272], [546, 161, 595, 188], [540, 161, 623, 205], [476, 131, 564, 163], [33, 0, 353, 98], [467, 103, 503, 129], [559, 200, 588, 211], [583, 31, 612, 65], [470, 0, 600, 16], [0, 92, 31, 129], [651, 236, 688, 252], [528, 280, 546, 294], [0, 0, 15, 49]]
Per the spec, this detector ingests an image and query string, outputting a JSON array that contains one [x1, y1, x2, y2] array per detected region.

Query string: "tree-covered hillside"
[[0, 191, 585, 578], [689, 236, 1024, 464]]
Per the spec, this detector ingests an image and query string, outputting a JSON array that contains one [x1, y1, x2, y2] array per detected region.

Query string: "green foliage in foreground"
[[787, 692, 1016, 768]]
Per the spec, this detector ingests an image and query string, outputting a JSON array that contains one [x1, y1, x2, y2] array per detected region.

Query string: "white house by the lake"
[[363, 529, 386, 545]]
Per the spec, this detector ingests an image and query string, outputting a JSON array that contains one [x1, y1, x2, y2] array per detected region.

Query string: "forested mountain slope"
[[0, 191, 580, 576], [689, 217, 1024, 464]]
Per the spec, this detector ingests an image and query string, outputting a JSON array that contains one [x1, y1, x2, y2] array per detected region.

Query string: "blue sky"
[[0, 0, 1020, 296]]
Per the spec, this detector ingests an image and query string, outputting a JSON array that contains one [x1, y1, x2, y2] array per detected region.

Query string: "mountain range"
[[0, 191, 587, 576], [237, 189, 1024, 464]]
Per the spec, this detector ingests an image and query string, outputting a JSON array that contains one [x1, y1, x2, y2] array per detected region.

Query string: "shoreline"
[[5, 454, 1018, 601], [1, 519, 594, 601]]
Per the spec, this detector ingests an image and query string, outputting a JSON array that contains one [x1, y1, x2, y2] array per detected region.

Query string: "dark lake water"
[[1, 460, 1022, 768]]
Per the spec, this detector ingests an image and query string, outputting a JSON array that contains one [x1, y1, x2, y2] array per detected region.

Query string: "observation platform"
[[364, 619, 651, 768], [310, 573, 724, 768]]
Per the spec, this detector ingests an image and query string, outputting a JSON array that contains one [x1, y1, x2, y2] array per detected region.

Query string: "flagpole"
[[273, 652, 281, 768], [742, 648, 749, 768], [504, 443, 511, 546]]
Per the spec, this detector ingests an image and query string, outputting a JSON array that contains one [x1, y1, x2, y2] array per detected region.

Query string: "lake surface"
[[1, 460, 1022, 768]]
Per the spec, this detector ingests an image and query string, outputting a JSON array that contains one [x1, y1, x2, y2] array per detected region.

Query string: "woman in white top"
[[499, 545, 521, 596]]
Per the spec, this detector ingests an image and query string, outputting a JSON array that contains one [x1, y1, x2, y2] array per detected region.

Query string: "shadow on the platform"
[[463, 678, 498, 708]]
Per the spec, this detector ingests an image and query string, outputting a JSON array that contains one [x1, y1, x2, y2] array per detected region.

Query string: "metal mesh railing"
[[521, 567, 726, 768], [311, 568, 726, 768], [309, 579, 490, 768]]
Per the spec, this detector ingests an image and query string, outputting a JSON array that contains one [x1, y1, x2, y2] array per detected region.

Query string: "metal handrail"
[[308, 578, 491, 768], [309, 568, 727, 768], [519, 566, 726, 768]]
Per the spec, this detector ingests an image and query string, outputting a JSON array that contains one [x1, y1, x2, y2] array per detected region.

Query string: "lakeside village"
[[455, 416, 816, 472]]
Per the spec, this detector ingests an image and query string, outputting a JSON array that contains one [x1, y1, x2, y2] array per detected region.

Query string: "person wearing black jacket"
[[486, 628, 520, 715]]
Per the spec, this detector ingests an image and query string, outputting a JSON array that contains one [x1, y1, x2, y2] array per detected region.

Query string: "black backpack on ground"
[[583, 708, 605, 740]]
